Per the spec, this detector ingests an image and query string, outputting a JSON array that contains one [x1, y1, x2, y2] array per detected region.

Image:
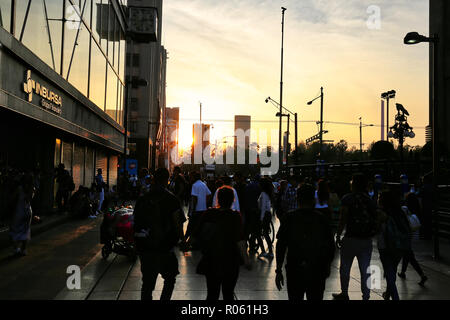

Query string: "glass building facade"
[[0, 0, 128, 213], [0, 0, 125, 125]]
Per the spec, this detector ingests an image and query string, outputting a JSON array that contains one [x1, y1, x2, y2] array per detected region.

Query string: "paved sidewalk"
[[57, 217, 450, 300], [0, 212, 72, 251], [0, 216, 102, 300]]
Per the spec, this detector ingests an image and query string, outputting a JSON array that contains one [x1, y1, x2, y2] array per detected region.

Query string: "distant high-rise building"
[[192, 123, 211, 164], [127, 0, 166, 171], [234, 115, 251, 150], [164, 107, 179, 171]]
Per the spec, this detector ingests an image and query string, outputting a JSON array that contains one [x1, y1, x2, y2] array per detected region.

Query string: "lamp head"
[[404, 32, 429, 45], [307, 101, 313, 105], [265, 97, 270, 104]]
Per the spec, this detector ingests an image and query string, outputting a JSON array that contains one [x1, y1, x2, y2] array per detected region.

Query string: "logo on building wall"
[[23, 70, 63, 115]]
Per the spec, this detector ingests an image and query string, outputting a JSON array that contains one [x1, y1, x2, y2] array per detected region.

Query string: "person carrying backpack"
[[275, 184, 335, 300], [194, 186, 251, 301], [377, 189, 411, 300], [333, 173, 380, 300], [133, 168, 186, 300]]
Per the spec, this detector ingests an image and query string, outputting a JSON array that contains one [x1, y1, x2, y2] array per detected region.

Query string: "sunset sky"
[[162, 0, 429, 152]]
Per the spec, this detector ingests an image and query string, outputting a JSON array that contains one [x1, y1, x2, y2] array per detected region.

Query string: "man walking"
[[275, 184, 335, 300], [185, 172, 211, 248], [133, 168, 186, 300], [169, 166, 187, 205], [333, 173, 379, 300]]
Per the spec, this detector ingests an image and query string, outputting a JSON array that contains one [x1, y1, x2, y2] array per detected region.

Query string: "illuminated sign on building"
[[23, 70, 62, 115]]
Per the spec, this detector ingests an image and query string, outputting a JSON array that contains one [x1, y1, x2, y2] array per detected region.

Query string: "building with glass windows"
[[0, 0, 128, 213], [126, 0, 166, 172]]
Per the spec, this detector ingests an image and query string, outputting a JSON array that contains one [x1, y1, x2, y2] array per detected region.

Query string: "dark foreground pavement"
[[0, 216, 102, 300], [1, 215, 450, 300]]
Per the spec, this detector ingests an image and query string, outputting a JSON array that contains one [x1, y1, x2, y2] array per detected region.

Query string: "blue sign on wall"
[[124, 159, 138, 176]]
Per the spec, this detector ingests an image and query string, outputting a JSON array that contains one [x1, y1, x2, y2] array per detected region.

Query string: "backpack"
[[285, 210, 335, 278], [133, 191, 177, 253], [346, 192, 379, 238], [384, 214, 411, 253]]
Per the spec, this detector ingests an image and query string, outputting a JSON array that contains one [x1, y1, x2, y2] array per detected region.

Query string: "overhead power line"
[[177, 118, 427, 129]]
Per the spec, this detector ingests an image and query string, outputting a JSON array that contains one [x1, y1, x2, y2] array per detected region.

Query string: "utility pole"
[[294, 112, 298, 161], [360, 117, 363, 154], [279, 7, 287, 171], [286, 114, 290, 167], [199, 101, 202, 125], [319, 87, 324, 158]]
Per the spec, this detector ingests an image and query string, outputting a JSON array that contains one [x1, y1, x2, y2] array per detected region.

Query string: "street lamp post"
[[276, 112, 290, 166], [404, 31, 439, 258], [381, 90, 396, 141], [307, 87, 324, 159], [266, 97, 298, 164], [278, 7, 287, 174]]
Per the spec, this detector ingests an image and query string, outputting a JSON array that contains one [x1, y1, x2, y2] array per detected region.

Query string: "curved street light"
[[265, 97, 299, 163], [404, 30, 440, 257], [307, 87, 324, 158]]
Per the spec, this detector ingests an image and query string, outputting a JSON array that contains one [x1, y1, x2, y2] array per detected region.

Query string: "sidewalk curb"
[[0, 213, 73, 251]]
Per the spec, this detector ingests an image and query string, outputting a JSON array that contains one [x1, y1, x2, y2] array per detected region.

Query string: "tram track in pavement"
[[83, 252, 137, 300]]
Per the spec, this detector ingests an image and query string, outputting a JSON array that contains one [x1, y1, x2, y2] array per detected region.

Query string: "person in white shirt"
[[257, 178, 274, 259], [186, 172, 211, 249], [212, 176, 240, 212], [191, 174, 211, 212]]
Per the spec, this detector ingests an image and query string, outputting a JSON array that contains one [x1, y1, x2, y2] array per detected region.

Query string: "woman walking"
[[9, 173, 35, 257], [377, 189, 411, 300], [257, 178, 274, 259], [398, 192, 428, 286]]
